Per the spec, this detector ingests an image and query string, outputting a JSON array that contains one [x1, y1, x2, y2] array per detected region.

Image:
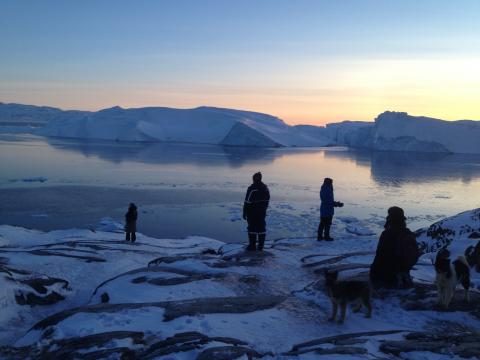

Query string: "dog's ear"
[[437, 247, 451, 260], [328, 270, 338, 281]]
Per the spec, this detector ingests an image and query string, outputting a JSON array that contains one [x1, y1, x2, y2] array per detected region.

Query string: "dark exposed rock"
[[91, 265, 207, 297], [15, 291, 65, 306], [315, 346, 368, 355], [468, 231, 480, 239], [140, 332, 209, 358], [380, 340, 449, 356], [30, 295, 285, 331], [138, 332, 248, 359], [147, 273, 224, 286], [380, 324, 480, 358], [148, 254, 214, 267], [201, 248, 217, 255], [163, 295, 287, 321], [400, 283, 480, 316], [289, 330, 405, 354], [301, 251, 374, 267], [13, 276, 69, 306], [210, 251, 274, 268], [197, 346, 263, 360], [21, 276, 69, 294], [0, 331, 144, 360], [239, 275, 261, 284], [313, 263, 370, 275], [26, 249, 106, 262]]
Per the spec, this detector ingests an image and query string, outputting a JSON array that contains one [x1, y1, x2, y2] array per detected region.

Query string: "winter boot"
[[131, 232, 136, 243], [126, 233, 131, 242], [246, 234, 257, 251], [258, 234, 266, 251]]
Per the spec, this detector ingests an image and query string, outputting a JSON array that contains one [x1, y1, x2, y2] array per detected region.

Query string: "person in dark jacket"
[[125, 203, 138, 243], [243, 172, 270, 251], [370, 206, 419, 288], [317, 178, 343, 241]]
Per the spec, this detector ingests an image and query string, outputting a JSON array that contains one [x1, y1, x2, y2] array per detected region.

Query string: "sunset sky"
[[1, 0, 480, 125]]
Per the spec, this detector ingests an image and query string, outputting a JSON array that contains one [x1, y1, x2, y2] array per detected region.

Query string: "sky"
[[1, 0, 480, 125]]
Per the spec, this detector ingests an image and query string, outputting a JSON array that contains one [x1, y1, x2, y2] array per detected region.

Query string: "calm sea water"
[[1, 134, 480, 243]]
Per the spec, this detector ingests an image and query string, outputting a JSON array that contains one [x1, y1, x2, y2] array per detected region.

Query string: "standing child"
[[125, 203, 138, 243]]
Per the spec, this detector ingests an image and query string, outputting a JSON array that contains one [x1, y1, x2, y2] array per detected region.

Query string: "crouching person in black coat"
[[243, 172, 270, 251], [125, 203, 138, 242], [370, 206, 419, 288]]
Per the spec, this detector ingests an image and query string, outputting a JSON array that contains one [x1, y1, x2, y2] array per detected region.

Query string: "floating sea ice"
[[276, 203, 295, 210], [337, 216, 359, 224], [31, 214, 48, 218], [96, 217, 124, 232], [9, 176, 48, 183], [345, 224, 376, 236]]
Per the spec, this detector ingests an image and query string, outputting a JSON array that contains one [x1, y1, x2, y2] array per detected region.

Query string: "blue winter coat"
[[320, 184, 335, 217]]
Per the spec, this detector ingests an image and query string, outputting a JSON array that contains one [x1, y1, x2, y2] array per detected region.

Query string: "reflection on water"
[[324, 149, 480, 186], [47, 138, 319, 167], [1, 135, 480, 240]]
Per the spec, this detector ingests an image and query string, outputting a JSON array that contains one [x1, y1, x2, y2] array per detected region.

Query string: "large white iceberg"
[[38, 105, 332, 147], [3, 103, 480, 152], [326, 112, 480, 154], [370, 112, 480, 153]]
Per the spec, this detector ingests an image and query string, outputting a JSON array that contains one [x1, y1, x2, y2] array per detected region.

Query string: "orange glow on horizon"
[[2, 58, 480, 126]]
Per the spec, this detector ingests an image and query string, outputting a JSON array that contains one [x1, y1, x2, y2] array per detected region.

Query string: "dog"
[[434, 248, 470, 309], [324, 270, 372, 323]]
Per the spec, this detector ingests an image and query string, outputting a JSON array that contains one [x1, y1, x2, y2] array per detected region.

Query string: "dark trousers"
[[317, 216, 333, 238], [126, 232, 136, 242]]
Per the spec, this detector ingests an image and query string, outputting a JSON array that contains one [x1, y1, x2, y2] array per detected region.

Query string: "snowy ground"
[[0, 210, 479, 359]]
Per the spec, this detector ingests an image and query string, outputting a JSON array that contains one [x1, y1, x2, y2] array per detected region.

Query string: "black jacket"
[[243, 181, 270, 220], [125, 208, 138, 232], [370, 226, 418, 286]]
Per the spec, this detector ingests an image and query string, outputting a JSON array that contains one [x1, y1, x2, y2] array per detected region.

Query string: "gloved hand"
[[334, 201, 344, 208]]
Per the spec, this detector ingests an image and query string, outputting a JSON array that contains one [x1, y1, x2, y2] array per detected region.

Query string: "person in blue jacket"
[[317, 178, 343, 241], [243, 172, 270, 251]]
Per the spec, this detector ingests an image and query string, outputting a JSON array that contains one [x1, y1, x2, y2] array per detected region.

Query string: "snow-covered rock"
[[1, 208, 480, 359], [416, 208, 480, 256]]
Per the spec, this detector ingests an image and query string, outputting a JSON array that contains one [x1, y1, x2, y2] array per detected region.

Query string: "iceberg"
[[39, 105, 332, 147]]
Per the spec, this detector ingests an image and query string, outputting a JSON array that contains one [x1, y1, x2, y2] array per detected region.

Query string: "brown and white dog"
[[434, 248, 470, 308]]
